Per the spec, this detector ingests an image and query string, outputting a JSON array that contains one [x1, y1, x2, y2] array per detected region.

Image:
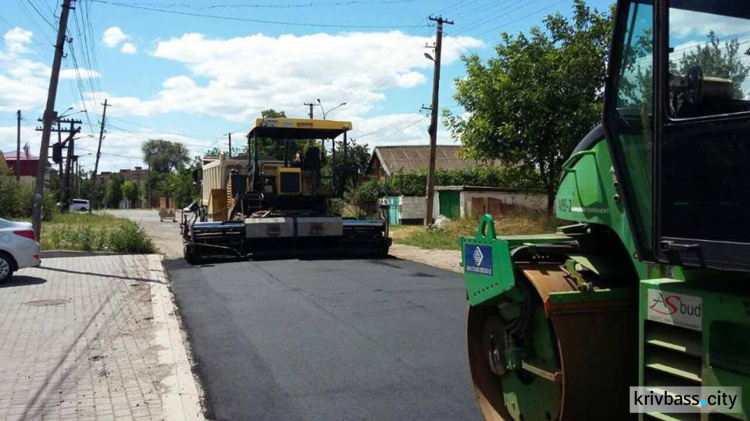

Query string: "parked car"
[[71, 199, 89, 211], [0, 219, 41, 282]]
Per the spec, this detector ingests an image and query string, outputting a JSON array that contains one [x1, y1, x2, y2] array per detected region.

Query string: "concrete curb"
[[149, 255, 206, 421], [40, 250, 121, 258]]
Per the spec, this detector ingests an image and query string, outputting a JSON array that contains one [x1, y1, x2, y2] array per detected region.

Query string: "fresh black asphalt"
[[164, 257, 480, 421]]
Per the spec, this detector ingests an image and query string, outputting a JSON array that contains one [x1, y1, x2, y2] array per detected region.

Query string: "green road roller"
[[462, 0, 750, 419]]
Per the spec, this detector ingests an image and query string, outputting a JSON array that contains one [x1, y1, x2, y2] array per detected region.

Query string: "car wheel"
[[0, 252, 16, 282], [80, 208, 87, 212]]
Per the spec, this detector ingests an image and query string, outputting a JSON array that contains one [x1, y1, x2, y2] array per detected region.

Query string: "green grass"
[[40, 213, 156, 254], [390, 209, 559, 250]]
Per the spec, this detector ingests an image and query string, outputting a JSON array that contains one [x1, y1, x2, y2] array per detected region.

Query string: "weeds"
[[391, 208, 561, 250], [41, 213, 155, 254]]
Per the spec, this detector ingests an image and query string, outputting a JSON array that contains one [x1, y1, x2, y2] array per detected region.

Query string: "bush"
[[0, 178, 59, 221], [389, 166, 544, 196], [108, 222, 156, 254], [41, 214, 155, 254]]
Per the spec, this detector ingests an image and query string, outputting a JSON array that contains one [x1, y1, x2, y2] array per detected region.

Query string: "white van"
[[71, 199, 89, 211]]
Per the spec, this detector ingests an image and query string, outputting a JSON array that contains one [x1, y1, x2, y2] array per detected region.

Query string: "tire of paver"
[[0, 251, 16, 282], [183, 244, 199, 265]]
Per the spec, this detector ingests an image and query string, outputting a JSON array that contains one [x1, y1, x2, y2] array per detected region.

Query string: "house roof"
[[369, 145, 485, 176], [3, 151, 39, 161]]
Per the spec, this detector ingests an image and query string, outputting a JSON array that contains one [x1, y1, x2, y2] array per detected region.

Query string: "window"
[[606, 0, 655, 260], [668, 2, 750, 118]]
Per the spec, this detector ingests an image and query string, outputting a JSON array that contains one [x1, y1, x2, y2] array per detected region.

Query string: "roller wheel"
[[466, 264, 638, 421]]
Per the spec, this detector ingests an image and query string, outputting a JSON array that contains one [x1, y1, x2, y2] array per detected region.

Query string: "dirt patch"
[[389, 244, 462, 274]]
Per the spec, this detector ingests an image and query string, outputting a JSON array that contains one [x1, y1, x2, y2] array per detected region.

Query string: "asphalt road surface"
[[108, 210, 479, 420], [164, 257, 479, 421]]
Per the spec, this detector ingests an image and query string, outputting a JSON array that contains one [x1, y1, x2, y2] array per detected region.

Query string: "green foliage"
[[252, 109, 306, 160], [390, 166, 542, 196], [104, 174, 124, 208], [121, 181, 139, 203], [445, 0, 611, 212], [42, 213, 155, 253], [108, 222, 156, 253], [321, 138, 371, 193], [203, 147, 223, 158], [346, 166, 540, 215], [390, 209, 557, 250], [672, 31, 750, 99], [142, 139, 191, 173], [164, 168, 199, 209], [0, 178, 58, 221]]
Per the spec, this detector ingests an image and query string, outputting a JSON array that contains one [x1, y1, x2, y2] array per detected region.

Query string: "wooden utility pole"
[[424, 15, 453, 226], [16, 110, 21, 181], [63, 120, 76, 207], [32, 0, 75, 239], [227, 132, 232, 158], [304, 102, 315, 119], [90, 99, 110, 213]]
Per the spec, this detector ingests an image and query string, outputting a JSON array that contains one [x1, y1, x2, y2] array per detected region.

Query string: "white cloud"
[[60, 68, 101, 79], [671, 9, 750, 39], [120, 42, 137, 55], [97, 31, 483, 123], [103, 27, 129, 48], [0, 28, 49, 112], [4, 27, 33, 55]]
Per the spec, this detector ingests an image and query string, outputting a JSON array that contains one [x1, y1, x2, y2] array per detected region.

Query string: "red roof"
[[3, 151, 40, 161]]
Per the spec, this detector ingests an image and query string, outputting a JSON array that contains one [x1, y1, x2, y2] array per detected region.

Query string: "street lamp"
[[317, 99, 347, 120], [59, 108, 87, 119]]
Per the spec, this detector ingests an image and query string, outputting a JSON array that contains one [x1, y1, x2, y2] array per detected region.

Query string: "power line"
[[471, 0, 570, 38], [90, 0, 429, 29], [122, 0, 416, 9], [24, 0, 58, 30]]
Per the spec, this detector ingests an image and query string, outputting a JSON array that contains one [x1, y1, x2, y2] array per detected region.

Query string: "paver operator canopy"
[[247, 118, 352, 199]]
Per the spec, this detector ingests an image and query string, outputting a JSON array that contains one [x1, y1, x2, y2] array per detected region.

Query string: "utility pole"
[[90, 99, 110, 213], [16, 110, 21, 181], [304, 102, 315, 119], [424, 15, 453, 226], [32, 0, 75, 240], [227, 132, 232, 158], [36, 118, 81, 210]]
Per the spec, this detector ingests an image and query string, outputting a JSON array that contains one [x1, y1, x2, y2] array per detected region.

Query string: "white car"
[[71, 199, 89, 211], [0, 219, 41, 282]]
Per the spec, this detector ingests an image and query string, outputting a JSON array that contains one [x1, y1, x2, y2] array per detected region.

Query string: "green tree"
[[321, 138, 371, 193], [80, 176, 105, 209], [121, 181, 139, 203], [142, 139, 191, 174], [253, 109, 308, 160], [444, 0, 611, 213], [673, 31, 750, 99], [203, 147, 223, 158], [104, 174, 124, 208]]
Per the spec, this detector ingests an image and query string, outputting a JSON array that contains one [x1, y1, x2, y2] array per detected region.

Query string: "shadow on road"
[[40, 267, 166, 285], [0, 276, 47, 288]]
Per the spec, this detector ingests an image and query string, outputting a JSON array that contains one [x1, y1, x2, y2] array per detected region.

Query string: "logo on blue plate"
[[466, 245, 492, 275]]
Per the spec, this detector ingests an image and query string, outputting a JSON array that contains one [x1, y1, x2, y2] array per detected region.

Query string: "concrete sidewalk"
[[0, 255, 204, 420]]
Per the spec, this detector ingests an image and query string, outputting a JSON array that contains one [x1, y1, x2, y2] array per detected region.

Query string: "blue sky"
[[0, 0, 614, 171]]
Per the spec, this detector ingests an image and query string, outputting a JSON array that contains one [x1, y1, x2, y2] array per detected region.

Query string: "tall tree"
[[121, 181, 139, 203], [673, 31, 750, 99], [104, 174, 124, 208], [252, 109, 308, 160], [141, 139, 190, 174], [203, 147, 223, 158], [445, 0, 612, 213], [321, 138, 371, 193]]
